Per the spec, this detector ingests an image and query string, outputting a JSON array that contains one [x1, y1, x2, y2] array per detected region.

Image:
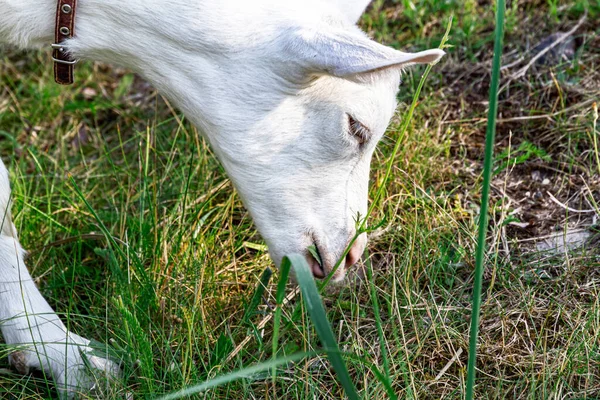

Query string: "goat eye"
[[347, 114, 371, 145]]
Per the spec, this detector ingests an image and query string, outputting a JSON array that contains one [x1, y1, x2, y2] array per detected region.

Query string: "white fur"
[[0, 0, 443, 395], [0, 161, 119, 398]]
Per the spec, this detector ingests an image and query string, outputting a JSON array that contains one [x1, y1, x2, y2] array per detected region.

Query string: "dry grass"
[[1, 1, 599, 399]]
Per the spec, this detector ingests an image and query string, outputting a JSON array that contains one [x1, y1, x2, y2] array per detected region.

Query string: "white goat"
[[0, 0, 443, 396]]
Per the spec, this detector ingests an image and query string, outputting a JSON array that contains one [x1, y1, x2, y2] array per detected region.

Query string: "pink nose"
[[345, 240, 363, 269], [307, 239, 364, 279]]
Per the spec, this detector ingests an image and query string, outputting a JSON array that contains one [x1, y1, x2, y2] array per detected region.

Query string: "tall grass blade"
[[343, 352, 399, 399], [364, 251, 390, 384], [156, 352, 316, 400], [465, 1, 506, 399], [283, 254, 360, 400], [242, 268, 272, 325], [272, 263, 290, 380], [592, 102, 599, 175]]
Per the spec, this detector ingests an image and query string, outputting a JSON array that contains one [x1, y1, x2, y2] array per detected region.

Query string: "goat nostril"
[[345, 241, 362, 269], [306, 246, 325, 279], [312, 263, 325, 279]]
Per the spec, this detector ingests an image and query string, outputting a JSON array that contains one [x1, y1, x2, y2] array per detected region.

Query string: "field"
[[1, 0, 599, 398]]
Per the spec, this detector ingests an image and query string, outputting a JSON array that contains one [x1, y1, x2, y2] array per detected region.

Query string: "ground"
[[1, 0, 599, 399]]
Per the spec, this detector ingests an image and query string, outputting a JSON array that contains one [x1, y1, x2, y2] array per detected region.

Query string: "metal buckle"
[[52, 58, 78, 65], [51, 43, 78, 65]]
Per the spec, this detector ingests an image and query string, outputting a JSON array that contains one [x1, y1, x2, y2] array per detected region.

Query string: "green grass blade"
[[343, 352, 398, 400], [465, 1, 506, 399], [156, 351, 317, 400], [592, 102, 599, 175], [364, 250, 391, 385], [272, 262, 290, 380], [242, 267, 272, 325], [283, 254, 360, 400]]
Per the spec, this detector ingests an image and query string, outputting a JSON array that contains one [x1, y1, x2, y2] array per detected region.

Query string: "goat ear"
[[286, 28, 444, 78], [328, 0, 373, 23]]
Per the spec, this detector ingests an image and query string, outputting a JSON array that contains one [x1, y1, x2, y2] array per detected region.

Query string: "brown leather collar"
[[52, 0, 78, 85]]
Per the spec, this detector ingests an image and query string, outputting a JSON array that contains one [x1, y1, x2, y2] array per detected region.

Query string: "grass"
[[1, 1, 600, 398], [466, 0, 506, 397]]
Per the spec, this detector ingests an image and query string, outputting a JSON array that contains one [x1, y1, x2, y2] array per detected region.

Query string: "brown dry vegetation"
[[1, 1, 599, 399]]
